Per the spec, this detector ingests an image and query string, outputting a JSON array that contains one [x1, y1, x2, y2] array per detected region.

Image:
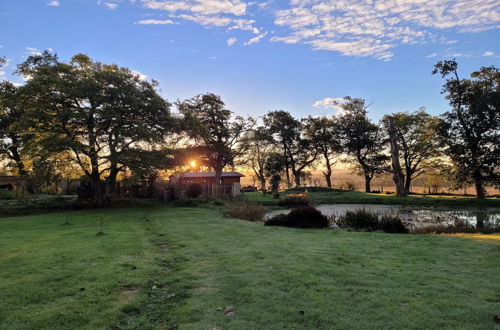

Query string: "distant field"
[[1, 204, 499, 329]]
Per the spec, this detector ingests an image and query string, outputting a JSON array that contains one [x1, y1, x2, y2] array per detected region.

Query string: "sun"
[[189, 160, 196, 168]]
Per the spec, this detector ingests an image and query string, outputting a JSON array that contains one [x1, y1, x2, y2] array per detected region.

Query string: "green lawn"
[[243, 190, 500, 208], [1, 204, 499, 329]]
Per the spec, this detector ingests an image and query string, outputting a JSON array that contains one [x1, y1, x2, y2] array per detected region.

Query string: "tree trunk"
[[92, 177, 105, 207], [294, 172, 301, 187], [8, 145, 28, 176], [259, 178, 266, 194], [404, 172, 412, 194], [364, 175, 371, 193], [474, 177, 485, 199], [104, 165, 120, 205], [387, 117, 406, 197], [324, 157, 332, 188]]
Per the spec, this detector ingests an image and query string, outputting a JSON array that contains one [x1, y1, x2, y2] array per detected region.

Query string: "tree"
[[178, 93, 252, 185], [18, 51, 174, 206], [0, 81, 30, 175], [433, 60, 500, 198], [382, 109, 441, 193], [337, 97, 389, 192], [303, 116, 342, 188], [264, 152, 286, 198], [237, 128, 274, 193], [386, 116, 406, 196], [263, 110, 317, 187]]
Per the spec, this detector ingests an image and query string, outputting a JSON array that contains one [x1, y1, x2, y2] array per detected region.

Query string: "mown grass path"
[[1, 205, 499, 329]]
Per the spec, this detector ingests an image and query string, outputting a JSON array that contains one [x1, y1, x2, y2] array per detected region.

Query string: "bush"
[[412, 219, 500, 234], [337, 209, 379, 231], [187, 183, 203, 198], [278, 192, 312, 207], [264, 213, 289, 226], [286, 206, 329, 228], [379, 215, 409, 233], [226, 202, 266, 222]]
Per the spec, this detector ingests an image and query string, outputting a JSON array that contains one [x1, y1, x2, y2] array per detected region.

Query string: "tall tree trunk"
[[294, 173, 301, 187], [104, 165, 120, 205], [474, 176, 485, 199], [259, 178, 266, 194], [387, 117, 406, 197], [404, 175, 412, 194], [8, 145, 27, 176], [364, 175, 371, 193], [324, 156, 332, 188], [91, 176, 105, 207]]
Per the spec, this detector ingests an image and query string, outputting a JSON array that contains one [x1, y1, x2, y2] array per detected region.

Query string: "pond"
[[265, 204, 500, 229]]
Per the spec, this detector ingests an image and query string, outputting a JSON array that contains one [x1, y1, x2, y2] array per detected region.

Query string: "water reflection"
[[265, 204, 500, 229]]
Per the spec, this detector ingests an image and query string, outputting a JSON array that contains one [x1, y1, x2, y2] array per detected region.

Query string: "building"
[[169, 172, 245, 197]]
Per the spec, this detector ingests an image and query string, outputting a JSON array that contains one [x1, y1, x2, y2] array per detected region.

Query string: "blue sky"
[[1, 0, 499, 121]]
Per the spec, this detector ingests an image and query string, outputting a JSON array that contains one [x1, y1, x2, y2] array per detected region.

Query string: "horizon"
[[1, 0, 500, 121]]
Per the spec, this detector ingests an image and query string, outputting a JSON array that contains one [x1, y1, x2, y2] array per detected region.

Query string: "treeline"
[[0, 52, 498, 206]]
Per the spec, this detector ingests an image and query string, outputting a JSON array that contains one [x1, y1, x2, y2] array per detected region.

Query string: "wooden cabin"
[[169, 172, 245, 197]]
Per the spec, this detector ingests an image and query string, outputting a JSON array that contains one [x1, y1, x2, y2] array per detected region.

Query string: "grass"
[[1, 204, 500, 329], [243, 190, 500, 208]]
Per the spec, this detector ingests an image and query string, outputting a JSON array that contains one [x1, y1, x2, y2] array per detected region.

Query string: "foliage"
[[278, 192, 312, 206], [284, 186, 345, 193], [433, 60, 500, 198], [413, 219, 500, 234], [286, 206, 330, 228], [16, 51, 175, 206], [336, 209, 380, 231], [225, 201, 266, 222], [382, 109, 442, 193], [236, 128, 275, 192], [186, 183, 202, 198], [172, 198, 198, 207], [263, 110, 317, 187], [303, 116, 342, 187], [336, 97, 389, 192], [178, 93, 253, 184], [263, 213, 288, 226], [379, 215, 409, 233]]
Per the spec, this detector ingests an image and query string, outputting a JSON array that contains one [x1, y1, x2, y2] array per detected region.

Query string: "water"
[[265, 204, 500, 228]]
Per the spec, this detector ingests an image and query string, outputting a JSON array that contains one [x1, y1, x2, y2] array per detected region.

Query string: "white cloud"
[[25, 47, 42, 56], [136, 19, 174, 25], [271, 0, 500, 60], [312, 97, 346, 114], [104, 2, 118, 9], [48, 1, 60, 6], [426, 53, 438, 58], [131, 70, 147, 80], [244, 31, 267, 45], [483, 51, 494, 56], [0, 70, 5, 79], [227, 37, 237, 46]]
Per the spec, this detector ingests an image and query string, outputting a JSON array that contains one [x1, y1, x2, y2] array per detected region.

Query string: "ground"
[[1, 203, 499, 329]]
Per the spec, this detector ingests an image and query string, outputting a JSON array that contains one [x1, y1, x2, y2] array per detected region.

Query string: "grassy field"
[[1, 204, 499, 329], [243, 190, 500, 208]]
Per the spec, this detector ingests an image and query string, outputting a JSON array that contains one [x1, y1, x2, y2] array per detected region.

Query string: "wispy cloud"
[[426, 53, 438, 58], [131, 70, 147, 80], [48, 1, 60, 7], [244, 32, 267, 45], [271, 0, 500, 60], [227, 37, 237, 46], [103, 2, 118, 10], [25, 47, 42, 55], [136, 19, 174, 25], [483, 51, 494, 56], [312, 97, 346, 114]]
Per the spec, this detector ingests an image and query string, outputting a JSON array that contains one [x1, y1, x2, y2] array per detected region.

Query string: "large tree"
[[237, 127, 275, 193], [337, 97, 389, 192], [0, 81, 31, 175], [382, 109, 441, 193], [303, 116, 342, 188], [433, 60, 500, 198], [263, 110, 317, 187], [178, 93, 252, 185], [18, 51, 174, 206]]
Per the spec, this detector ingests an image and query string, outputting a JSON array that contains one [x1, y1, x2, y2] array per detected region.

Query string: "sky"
[[1, 0, 499, 121]]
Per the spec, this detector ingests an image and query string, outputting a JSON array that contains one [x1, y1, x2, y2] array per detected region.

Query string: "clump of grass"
[[336, 209, 380, 231], [413, 219, 500, 234], [379, 215, 409, 234], [226, 202, 266, 222]]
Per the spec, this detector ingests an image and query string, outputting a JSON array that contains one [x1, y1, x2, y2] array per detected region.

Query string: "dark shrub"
[[264, 213, 289, 226], [226, 202, 266, 222], [278, 193, 312, 207], [187, 183, 203, 198], [379, 215, 409, 233], [286, 206, 329, 228], [338, 209, 379, 231]]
